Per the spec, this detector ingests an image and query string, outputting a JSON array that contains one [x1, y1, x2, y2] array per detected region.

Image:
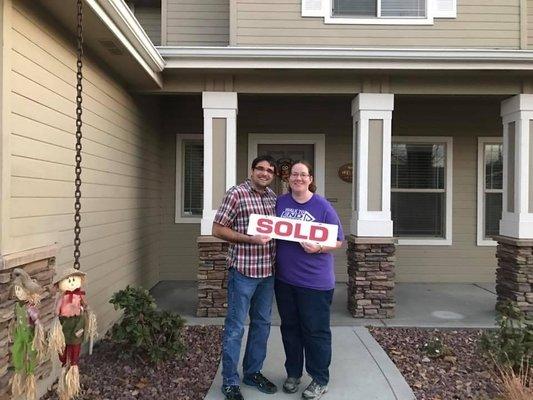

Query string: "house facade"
[[1, 1, 533, 391]]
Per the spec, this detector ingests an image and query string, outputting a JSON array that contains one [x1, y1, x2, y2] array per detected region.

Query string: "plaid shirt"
[[214, 179, 277, 278]]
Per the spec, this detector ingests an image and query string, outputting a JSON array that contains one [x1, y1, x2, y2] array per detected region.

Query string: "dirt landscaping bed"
[[42, 325, 223, 400], [369, 327, 500, 400]]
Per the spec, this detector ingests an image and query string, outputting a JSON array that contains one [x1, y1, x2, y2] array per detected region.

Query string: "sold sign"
[[247, 214, 339, 247]]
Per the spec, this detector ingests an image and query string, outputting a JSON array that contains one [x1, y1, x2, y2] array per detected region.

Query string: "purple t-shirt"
[[275, 193, 344, 291]]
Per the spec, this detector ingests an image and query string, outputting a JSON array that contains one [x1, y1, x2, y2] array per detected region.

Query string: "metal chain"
[[73, 0, 83, 270]]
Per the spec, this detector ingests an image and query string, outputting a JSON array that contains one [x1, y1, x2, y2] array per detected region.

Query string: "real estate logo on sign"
[[247, 214, 338, 247]]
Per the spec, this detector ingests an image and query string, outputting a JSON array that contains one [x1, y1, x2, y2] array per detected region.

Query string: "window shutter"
[[302, 0, 325, 17], [433, 0, 456, 18]]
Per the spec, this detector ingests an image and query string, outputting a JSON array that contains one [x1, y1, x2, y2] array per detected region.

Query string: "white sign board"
[[247, 214, 339, 247]]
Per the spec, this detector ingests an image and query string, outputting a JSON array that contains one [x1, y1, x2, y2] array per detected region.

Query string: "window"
[[332, 0, 426, 18], [477, 138, 503, 246], [175, 134, 203, 223], [302, 0, 456, 25], [391, 137, 453, 245]]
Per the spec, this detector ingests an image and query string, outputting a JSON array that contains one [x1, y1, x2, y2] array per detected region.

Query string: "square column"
[[500, 94, 533, 239], [201, 92, 238, 235], [350, 93, 394, 237], [348, 93, 396, 319], [495, 94, 533, 316]]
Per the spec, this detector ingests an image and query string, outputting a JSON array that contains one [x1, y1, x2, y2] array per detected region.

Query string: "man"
[[213, 155, 278, 400]]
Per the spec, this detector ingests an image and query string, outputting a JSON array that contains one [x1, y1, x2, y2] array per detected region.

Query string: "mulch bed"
[[369, 327, 501, 400], [42, 325, 223, 400]]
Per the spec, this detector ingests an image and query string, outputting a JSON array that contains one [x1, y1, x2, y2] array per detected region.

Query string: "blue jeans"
[[222, 268, 275, 387], [275, 279, 334, 386]]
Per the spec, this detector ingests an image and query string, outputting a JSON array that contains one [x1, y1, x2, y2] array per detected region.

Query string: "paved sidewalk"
[[204, 326, 415, 400]]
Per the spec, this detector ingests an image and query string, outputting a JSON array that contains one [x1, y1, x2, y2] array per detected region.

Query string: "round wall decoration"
[[338, 163, 353, 183]]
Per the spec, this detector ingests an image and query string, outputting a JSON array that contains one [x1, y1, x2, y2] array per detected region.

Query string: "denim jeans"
[[222, 268, 275, 387], [275, 279, 334, 386]]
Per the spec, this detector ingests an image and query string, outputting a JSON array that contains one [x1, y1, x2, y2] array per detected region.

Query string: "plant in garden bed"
[[422, 334, 454, 359], [109, 286, 186, 363], [480, 301, 533, 399]]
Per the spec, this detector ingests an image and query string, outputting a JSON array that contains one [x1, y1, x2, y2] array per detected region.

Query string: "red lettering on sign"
[[309, 226, 328, 242], [274, 221, 293, 237], [293, 223, 307, 240], [256, 218, 273, 234]]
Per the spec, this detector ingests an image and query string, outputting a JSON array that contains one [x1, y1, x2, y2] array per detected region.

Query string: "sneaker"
[[221, 385, 244, 400], [243, 372, 278, 394], [283, 377, 301, 394], [302, 380, 328, 400]]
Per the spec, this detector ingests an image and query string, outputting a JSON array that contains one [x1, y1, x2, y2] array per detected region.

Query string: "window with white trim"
[[175, 134, 203, 223], [477, 138, 503, 246], [333, 0, 426, 18], [391, 137, 453, 245]]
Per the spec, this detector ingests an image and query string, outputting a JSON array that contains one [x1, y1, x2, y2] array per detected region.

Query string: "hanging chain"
[[73, 0, 83, 270]]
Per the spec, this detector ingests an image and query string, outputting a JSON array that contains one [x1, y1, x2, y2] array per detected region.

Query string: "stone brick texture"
[[347, 238, 396, 318], [0, 256, 56, 399], [495, 240, 533, 317], [197, 241, 229, 317]]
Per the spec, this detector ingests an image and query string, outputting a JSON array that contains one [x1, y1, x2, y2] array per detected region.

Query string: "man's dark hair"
[[251, 155, 277, 174]]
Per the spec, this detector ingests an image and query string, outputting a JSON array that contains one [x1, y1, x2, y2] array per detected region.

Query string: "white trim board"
[[477, 137, 503, 246], [391, 136, 453, 246], [175, 134, 203, 224], [247, 134, 326, 196]]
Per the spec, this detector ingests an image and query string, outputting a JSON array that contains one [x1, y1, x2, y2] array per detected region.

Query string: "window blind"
[[183, 140, 203, 217], [381, 0, 425, 17]]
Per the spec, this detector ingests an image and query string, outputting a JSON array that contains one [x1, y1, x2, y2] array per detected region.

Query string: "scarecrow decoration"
[[48, 268, 97, 400], [8, 268, 46, 400]]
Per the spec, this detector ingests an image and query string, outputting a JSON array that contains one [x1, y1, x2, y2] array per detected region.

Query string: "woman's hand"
[[300, 241, 322, 254]]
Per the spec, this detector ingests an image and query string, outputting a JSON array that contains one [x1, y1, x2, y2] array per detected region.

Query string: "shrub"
[[109, 286, 186, 363], [480, 301, 533, 372], [422, 334, 453, 359]]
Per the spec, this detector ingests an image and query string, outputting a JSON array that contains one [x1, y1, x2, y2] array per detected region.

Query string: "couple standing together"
[[212, 155, 344, 400]]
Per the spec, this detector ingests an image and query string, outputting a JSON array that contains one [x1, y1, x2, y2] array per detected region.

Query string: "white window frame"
[[247, 134, 326, 196], [477, 137, 503, 246], [175, 134, 203, 224], [303, 0, 456, 25], [391, 136, 453, 246]]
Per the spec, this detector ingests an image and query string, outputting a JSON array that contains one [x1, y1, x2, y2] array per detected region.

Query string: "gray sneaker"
[[302, 380, 328, 400], [283, 377, 301, 394]]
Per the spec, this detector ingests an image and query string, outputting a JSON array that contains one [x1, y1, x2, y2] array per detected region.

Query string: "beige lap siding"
[[235, 0, 520, 48], [528, 0, 533, 48], [9, 1, 161, 333], [165, 0, 229, 46]]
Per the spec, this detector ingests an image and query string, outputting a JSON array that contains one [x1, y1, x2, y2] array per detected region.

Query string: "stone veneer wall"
[[197, 237, 229, 317], [0, 245, 59, 400], [494, 235, 533, 317], [347, 236, 396, 318]]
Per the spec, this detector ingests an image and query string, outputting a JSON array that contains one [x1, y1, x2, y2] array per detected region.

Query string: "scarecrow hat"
[[54, 267, 86, 285], [11, 268, 42, 295]]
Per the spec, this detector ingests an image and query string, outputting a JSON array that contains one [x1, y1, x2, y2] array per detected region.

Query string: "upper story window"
[[332, 0, 426, 18], [302, 0, 456, 25]]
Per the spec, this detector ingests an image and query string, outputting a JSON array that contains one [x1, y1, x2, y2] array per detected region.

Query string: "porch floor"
[[151, 281, 497, 328]]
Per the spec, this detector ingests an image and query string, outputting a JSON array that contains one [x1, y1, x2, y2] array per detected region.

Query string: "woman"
[[275, 161, 344, 400]]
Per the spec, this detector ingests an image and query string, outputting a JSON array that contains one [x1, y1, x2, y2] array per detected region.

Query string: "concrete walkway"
[[204, 326, 415, 400], [151, 281, 497, 400]]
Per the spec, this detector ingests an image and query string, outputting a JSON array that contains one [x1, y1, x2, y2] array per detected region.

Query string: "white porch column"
[[350, 93, 394, 237], [500, 94, 533, 239], [201, 92, 238, 235]]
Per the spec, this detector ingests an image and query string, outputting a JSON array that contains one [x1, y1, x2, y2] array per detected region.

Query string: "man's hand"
[[249, 234, 272, 245], [300, 241, 321, 253]]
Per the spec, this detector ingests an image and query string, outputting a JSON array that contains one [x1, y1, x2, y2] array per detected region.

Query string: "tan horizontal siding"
[[528, 0, 533, 48], [165, 0, 229, 46], [9, 1, 162, 332], [236, 0, 520, 48], [134, 6, 161, 45]]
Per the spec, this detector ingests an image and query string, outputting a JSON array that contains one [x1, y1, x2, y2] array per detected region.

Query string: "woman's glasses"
[[290, 172, 310, 178]]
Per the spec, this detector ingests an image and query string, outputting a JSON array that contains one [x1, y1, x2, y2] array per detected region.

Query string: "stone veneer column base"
[[0, 244, 59, 399], [197, 236, 229, 317], [347, 236, 396, 318], [494, 235, 533, 317]]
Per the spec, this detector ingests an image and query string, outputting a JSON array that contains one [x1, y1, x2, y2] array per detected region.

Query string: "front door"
[[257, 144, 315, 195]]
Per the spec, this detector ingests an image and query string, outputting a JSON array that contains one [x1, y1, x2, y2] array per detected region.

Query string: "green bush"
[[480, 301, 533, 371], [109, 286, 186, 363], [422, 335, 453, 359]]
